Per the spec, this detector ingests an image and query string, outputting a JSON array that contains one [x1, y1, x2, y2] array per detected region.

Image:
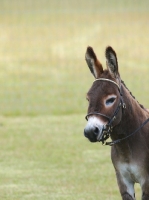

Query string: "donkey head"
[[84, 46, 123, 143]]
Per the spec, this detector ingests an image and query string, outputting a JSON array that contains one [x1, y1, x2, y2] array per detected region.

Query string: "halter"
[[85, 78, 149, 146], [85, 78, 125, 145]]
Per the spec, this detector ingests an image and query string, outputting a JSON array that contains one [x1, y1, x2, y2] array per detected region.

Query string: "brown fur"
[[84, 46, 149, 200]]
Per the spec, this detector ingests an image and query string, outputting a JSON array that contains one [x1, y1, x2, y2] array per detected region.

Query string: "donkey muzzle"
[[84, 125, 103, 142]]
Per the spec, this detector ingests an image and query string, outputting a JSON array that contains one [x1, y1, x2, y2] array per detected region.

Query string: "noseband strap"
[[85, 112, 110, 121]]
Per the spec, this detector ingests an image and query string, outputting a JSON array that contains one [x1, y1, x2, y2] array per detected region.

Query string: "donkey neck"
[[111, 82, 149, 141], [121, 81, 149, 122], [110, 82, 149, 163]]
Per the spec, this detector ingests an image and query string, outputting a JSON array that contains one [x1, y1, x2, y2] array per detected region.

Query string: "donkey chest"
[[117, 162, 144, 184]]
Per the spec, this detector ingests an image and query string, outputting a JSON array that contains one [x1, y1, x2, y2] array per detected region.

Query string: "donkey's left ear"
[[105, 46, 119, 78]]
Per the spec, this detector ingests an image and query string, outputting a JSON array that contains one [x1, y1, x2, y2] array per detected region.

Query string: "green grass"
[[0, 0, 149, 199], [0, 115, 119, 200]]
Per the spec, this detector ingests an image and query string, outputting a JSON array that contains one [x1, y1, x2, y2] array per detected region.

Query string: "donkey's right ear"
[[85, 46, 103, 79]]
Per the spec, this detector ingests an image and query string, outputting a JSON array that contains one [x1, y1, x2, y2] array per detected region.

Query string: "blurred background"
[[0, 0, 149, 199], [1, 0, 149, 116]]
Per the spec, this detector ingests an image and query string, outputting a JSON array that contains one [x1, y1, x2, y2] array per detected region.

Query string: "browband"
[[94, 78, 120, 91]]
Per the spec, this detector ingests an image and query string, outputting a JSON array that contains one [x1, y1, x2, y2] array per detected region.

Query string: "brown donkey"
[[84, 46, 149, 200]]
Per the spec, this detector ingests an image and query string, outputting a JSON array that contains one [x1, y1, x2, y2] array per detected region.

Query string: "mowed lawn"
[[0, 0, 149, 199], [0, 115, 118, 200]]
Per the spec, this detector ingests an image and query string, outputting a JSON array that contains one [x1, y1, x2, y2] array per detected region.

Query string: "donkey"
[[84, 46, 149, 200]]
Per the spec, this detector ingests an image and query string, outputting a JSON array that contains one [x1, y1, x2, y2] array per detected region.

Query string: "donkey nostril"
[[94, 127, 99, 136]]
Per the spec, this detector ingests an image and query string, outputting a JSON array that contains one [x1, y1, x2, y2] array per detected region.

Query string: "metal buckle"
[[123, 103, 126, 109]]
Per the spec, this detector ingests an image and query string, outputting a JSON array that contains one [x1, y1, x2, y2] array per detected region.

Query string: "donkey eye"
[[105, 97, 116, 106]]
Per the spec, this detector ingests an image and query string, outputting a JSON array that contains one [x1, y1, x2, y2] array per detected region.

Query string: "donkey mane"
[[121, 80, 145, 110]]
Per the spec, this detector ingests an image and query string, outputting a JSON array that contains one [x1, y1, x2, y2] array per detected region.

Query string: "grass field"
[[0, 0, 149, 199]]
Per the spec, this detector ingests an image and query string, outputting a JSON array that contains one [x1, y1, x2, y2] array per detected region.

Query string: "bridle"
[[85, 78, 125, 145], [85, 78, 149, 146]]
